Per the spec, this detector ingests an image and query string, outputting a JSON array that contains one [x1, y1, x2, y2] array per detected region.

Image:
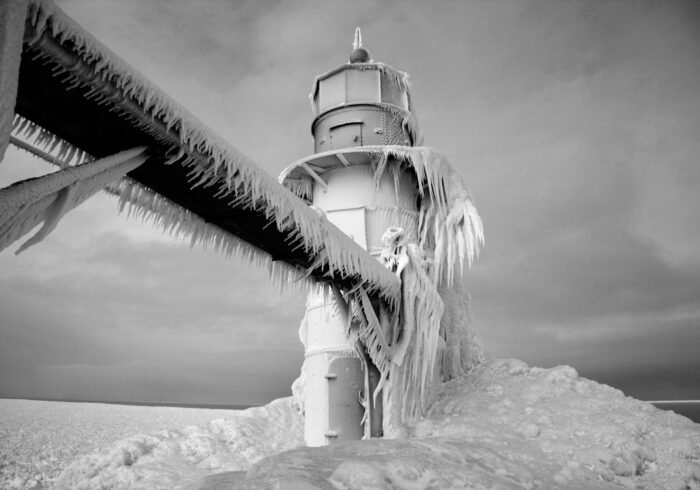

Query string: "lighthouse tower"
[[281, 29, 423, 446]]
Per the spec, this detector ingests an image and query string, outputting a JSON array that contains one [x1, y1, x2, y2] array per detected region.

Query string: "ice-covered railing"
[[5, 132, 321, 292], [0, 0, 401, 305]]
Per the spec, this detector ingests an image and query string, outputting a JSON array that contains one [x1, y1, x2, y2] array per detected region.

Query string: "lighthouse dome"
[[349, 27, 371, 63], [349, 47, 371, 63]]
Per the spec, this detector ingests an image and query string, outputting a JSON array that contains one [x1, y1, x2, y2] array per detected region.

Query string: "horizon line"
[[648, 400, 700, 404], [0, 396, 257, 407]]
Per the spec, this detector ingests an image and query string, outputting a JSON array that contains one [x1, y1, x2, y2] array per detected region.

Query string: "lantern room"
[[308, 30, 417, 152]]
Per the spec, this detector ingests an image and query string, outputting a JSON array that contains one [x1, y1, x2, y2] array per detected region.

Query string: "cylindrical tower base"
[[301, 290, 364, 446], [299, 162, 418, 446]]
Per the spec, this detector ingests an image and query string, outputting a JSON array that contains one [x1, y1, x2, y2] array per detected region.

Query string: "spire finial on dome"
[[353, 27, 362, 50], [349, 27, 371, 63]]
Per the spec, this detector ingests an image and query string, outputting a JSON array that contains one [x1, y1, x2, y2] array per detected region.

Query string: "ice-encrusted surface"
[[52, 397, 302, 489], [12, 0, 402, 306], [200, 359, 700, 490], [0, 398, 302, 489], [413, 359, 700, 489], [4, 361, 699, 489], [0, 398, 241, 488]]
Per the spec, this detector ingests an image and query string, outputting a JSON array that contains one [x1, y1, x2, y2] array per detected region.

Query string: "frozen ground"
[[3, 360, 699, 489], [198, 359, 700, 490], [0, 399, 244, 488]]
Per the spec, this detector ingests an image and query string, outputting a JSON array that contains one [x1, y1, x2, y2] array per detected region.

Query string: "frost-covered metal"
[[1, 0, 402, 304], [0, 146, 149, 254]]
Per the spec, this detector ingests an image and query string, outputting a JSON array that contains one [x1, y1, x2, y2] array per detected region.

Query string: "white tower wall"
[[302, 162, 418, 446]]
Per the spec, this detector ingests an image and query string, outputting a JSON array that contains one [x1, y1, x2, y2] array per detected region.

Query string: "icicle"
[[163, 147, 185, 165], [353, 225, 448, 433], [364, 145, 484, 286], [372, 152, 388, 196], [11, 116, 92, 167]]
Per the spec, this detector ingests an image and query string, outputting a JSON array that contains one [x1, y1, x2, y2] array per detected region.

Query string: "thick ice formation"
[[198, 359, 700, 490], [279, 145, 485, 287], [0, 399, 246, 489], [437, 279, 485, 381], [0, 146, 148, 254], [282, 146, 485, 428], [371, 229, 445, 434], [370, 146, 485, 286], [369, 147, 483, 428], [16, 361, 695, 490], [414, 359, 700, 489], [52, 398, 303, 490]]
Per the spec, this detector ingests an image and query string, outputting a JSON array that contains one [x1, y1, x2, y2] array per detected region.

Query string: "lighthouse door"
[[326, 356, 365, 444], [329, 121, 363, 150]]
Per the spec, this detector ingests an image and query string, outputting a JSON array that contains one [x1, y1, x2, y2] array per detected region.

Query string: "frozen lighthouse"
[[1, 0, 480, 448], [280, 29, 484, 447]]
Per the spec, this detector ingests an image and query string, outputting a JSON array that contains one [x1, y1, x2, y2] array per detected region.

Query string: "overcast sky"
[[1, 0, 699, 405]]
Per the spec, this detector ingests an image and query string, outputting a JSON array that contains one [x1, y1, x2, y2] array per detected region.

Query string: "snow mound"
[[414, 359, 700, 489], [53, 398, 303, 489], [40, 361, 700, 489], [197, 359, 700, 490]]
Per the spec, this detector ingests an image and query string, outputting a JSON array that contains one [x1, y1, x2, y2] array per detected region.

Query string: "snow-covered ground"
[[0, 399, 252, 488], [3, 360, 699, 489]]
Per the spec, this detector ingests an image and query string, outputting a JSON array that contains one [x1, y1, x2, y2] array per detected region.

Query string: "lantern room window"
[[318, 72, 346, 114], [346, 70, 380, 104], [315, 67, 409, 115]]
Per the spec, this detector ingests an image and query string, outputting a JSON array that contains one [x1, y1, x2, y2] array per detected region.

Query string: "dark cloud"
[[0, 192, 305, 403]]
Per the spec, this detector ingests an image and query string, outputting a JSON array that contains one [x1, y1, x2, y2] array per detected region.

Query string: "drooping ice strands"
[[280, 144, 485, 288], [283, 144, 485, 431], [1, 0, 403, 306]]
